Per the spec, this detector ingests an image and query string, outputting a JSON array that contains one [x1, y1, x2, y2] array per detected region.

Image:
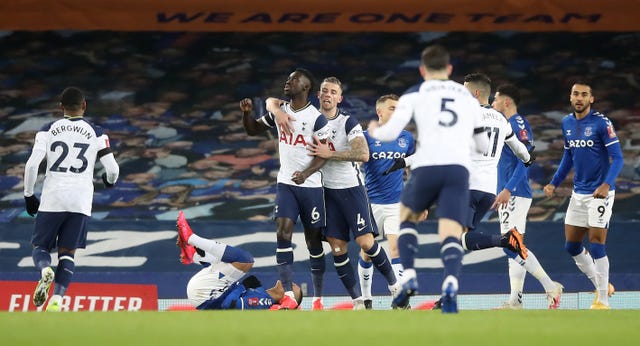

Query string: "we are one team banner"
[[1, 0, 640, 32]]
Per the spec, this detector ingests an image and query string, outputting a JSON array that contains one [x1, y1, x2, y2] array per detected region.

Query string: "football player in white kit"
[[368, 45, 489, 313], [303, 77, 399, 310], [24, 87, 120, 311], [462, 75, 564, 310], [241, 68, 330, 309]]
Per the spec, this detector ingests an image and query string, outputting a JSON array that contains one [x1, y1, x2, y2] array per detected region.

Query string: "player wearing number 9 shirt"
[[23, 87, 120, 311], [544, 81, 623, 309]]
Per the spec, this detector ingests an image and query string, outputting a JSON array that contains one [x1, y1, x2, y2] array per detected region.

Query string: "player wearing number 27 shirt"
[[23, 87, 119, 312]]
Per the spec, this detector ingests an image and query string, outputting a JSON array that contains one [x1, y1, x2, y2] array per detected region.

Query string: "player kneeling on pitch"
[[176, 211, 303, 310]]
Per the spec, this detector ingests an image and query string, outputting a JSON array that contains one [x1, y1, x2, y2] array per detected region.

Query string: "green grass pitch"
[[2, 310, 638, 345]]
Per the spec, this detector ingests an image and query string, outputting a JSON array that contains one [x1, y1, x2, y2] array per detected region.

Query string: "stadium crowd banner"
[[1, 0, 640, 32], [0, 281, 158, 312]]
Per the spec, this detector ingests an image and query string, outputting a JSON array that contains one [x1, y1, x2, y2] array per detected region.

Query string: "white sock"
[[402, 268, 417, 284], [188, 234, 227, 260], [391, 259, 404, 281], [519, 250, 554, 292], [358, 260, 374, 299], [573, 248, 598, 289], [594, 256, 610, 305], [508, 258, 526, 305]]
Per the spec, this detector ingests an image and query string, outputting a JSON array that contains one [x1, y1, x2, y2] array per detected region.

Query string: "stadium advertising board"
[[0, 281, 158, 312], [0, 0, 639, 31]]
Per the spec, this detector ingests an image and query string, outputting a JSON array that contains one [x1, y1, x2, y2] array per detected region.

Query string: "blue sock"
[[590, 243, 606, 259], [333, 253, 360, 299], [53, 252, 75, 296], [309, 247, 325, 297], [462, 232, 500, 250], [398, 222, 419, 270], [221, 245, 254, 264], [32, 247, 51, 271], [441, 236, 464, 281], [359, 257, 373, 269], [502, 248, 518, 259], [365, 242, 396, 285], [276, 240, 294, 292]]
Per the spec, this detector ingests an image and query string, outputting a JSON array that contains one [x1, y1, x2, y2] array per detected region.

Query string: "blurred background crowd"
[[2, 30, 640, 223]]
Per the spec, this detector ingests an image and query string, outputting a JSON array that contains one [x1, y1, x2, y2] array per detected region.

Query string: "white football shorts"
[[371, 203, 400, 237], [498, 196, 532, 234], [186, 262, 245, 307], [565, 190, 615, 229]]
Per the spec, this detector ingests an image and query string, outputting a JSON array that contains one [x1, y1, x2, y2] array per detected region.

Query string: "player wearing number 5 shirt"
[[23, 87, 120, 311]]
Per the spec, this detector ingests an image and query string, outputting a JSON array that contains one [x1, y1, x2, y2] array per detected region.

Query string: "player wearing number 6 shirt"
[[368, 45, 489, 313], [242, 68, 330, 309], [23, 87, 120, 312], [544, 81, 623, 309]]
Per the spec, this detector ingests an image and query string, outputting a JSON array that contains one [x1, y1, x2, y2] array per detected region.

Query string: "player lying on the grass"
[[176, 211, 303, 310]]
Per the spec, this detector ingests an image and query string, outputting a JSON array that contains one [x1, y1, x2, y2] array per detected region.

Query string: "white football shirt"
[[372, 79, 486, 171], [259, 102, 330, 187], [320, 111, 365, 189], [26, 117, 115, 216], [469, 106, 514, 194]]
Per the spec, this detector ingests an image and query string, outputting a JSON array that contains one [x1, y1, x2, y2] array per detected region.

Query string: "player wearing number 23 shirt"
[[23, 87, 119, 311]]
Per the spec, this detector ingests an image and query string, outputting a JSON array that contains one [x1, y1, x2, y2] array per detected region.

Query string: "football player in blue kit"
[[544, 81, 623, 309], [176, 211, 303, 310], [358, 94, 415, 309]]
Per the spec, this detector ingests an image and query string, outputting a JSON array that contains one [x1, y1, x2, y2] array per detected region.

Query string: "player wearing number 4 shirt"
[[544, 82, 623, 309], [23, 87, 120, 312], [304, 77, 399, 310]]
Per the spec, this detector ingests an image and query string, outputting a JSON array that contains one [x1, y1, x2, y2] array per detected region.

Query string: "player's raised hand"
[[239, 98, 253, 112], [383, 158, 406, 175], [307, 135, 332, 158]]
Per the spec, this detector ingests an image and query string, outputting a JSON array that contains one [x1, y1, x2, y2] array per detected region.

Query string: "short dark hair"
[[60, 87, 85, 111], [421, 45, 450, 71], [464, 73, 491, 88], [572, 80, 594, 95], [294, 68, 315, 96], [495, 83, 520, 106], [464, 73, 492, 98]]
